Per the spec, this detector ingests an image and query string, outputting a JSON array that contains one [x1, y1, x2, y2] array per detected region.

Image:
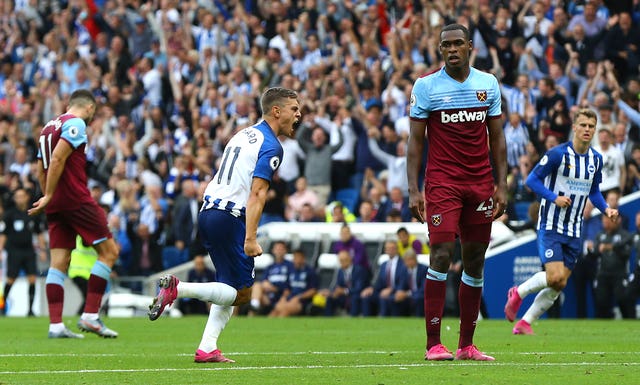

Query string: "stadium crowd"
[[1, 0, 640, 317]]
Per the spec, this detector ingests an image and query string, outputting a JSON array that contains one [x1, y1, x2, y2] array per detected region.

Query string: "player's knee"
[[233, 287, 252, 305], [546, 274, 566, 291]]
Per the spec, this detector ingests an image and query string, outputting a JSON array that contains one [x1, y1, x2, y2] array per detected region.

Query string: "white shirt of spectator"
[[278, 136, 306, 183], [142, 67, 162, 107], [594, 144, 625, 192]]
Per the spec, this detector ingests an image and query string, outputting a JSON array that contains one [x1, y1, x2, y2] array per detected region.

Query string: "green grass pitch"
[[0, 316, 638, 385]]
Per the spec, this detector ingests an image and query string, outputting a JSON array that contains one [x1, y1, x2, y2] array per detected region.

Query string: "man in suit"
[[361, 240, 408, 316], [395, 249, 429, 317], [171, 179, 199, 262], [613, 122, 635, 165], [324, 250, 370, 316]]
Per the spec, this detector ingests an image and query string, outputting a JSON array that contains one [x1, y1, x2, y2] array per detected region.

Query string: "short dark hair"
[[441, 23, 470, 41], [261, 87, 298, 116], [69, 89, 96, 108], [396, 227, 408, 235]]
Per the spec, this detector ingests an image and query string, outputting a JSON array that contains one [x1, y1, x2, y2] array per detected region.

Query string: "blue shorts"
[[537, 230, 581, 270], [198, 209, 255, 290]]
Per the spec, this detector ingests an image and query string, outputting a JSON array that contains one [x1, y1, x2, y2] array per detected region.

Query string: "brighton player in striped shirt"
[[504, 108, 619, 334], [148, 87, 301, 363]]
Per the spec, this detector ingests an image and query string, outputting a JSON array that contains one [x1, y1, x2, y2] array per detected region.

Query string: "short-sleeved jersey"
[[288, 264, 319, 297], [201, 120, 283, 217], [531, 143, 603, 238], [37, 114, 94, 213], [410, 67, 502, 184], [0, 208, 44, 249]]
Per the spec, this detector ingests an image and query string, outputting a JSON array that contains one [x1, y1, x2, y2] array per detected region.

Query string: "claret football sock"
[[458, 273, 483, 349], [45, 268, 66, 324], [424, 268, 447, 349], [84, 261, 111, 313]]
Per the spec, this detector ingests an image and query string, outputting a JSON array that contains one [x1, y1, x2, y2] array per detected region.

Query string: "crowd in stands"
[[1, 0, 640, 317]]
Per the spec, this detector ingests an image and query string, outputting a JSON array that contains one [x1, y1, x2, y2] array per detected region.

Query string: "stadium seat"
[[335, 188, 359, 213], [317, 253, 340, 270], [364, 240, 383, 263], [514, 201, 532, 221], [162, 247, 187, 269], [254, 253, 274, 271], [377, 254, 390, 266], [316, 253, 340, 289], [417, 254, 430, 266], [297, 239, 321, 264]]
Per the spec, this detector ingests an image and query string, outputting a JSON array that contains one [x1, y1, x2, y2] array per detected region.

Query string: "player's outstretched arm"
[[244, 177, 270, 257]]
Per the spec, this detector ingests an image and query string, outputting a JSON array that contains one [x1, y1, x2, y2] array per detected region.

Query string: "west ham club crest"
[[476, 90, 487, 102]]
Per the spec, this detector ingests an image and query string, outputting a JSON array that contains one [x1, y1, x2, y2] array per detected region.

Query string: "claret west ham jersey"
[[409, 67, 502, 185], [201, 120, 283, 217], [37, 114, 95, 213]]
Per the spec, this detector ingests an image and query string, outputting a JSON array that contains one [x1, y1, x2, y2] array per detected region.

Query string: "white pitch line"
[[1, 351, 640, 358], [2, 362, 640, 375]]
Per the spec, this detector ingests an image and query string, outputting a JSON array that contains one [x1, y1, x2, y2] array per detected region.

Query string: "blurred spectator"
[[396, 227, 429, 257], [594, 126, 626, 197], [249, 241, 293, 315], [331, 223, 370, 274], [323, 250, 370, 317], [298, 202, 323, 223], [269, 249, 318, 317], [361, 240, 407, 317], [285, 176, 319, 222], [260, 172, 287, 226], [591, 214, 634, 318], [575, 200, 601, 318], [504, 112, 530, 169], [179, 255, 216, 315], [395, 249, 428, 317], [379, 186, 412, 222], [278, 135, 305, 193], [603, 12, 639, 81], [366, 126, 408, 196], [171, 179, 199, 260], [626, 144, 640, 193], [296, 121, 343, 207]]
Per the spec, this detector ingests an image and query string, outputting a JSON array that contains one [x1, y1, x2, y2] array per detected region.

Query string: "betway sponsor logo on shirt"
[[441, 110, 487, 123]]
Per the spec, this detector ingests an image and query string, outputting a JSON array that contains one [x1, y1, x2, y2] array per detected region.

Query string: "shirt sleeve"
[[409, 77, 430, 120], [254, 140, 283, 182], [526, 149, 563, 202], [488, 75, 502, 117], [60, 117, 88, 149]]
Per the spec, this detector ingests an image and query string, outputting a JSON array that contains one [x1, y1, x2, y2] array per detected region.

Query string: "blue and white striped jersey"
[[201, 120, 283, 217], [527, 142, 605, 238]]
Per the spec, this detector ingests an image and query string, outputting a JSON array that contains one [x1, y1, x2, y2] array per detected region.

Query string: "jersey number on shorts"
[[476, 197, 494, 212], [39, 133, 54, 170], [217, 146, 241, 185]]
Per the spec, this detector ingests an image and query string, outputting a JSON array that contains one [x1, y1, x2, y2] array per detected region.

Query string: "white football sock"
[[177, 282, 237, 306], [198, 304, 234, 352], [49, 323, 65, 333], [517, 271, 548, 299], [522, 287, 560, 324], [80, 312, 99, 321]]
